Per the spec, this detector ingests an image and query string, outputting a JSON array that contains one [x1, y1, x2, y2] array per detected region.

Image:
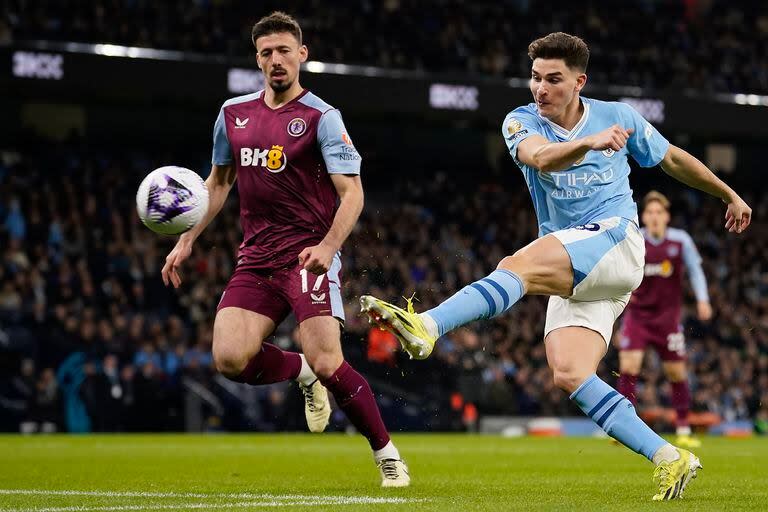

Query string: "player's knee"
[[664, 364, 687, 382], [306, 352, 343, 380], [498, 252, 531, 275], [212, 343, 249, 379], [619, 360, 641, 376], [213, 352, 246, 379], [552, 369, 588, 394]]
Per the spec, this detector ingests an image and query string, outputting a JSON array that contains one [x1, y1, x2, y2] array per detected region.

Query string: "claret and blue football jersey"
[[211, 89, 361, 270]]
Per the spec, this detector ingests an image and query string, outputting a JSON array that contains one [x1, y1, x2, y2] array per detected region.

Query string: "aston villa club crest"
[[287, 117, 307, 137], [667, 245, 679, 257]]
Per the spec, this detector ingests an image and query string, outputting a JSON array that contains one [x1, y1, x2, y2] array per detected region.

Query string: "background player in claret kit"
[[361, 32, 752, 500], [161, 12, 409, 487], [617, 191, 712, 449]]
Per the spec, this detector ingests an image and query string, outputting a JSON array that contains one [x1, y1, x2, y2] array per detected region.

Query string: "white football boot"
[[299, 379, 331, 433], [377, 458, 411, 488]]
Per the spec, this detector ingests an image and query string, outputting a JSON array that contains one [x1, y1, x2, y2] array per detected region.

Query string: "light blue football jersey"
[[503, 97, 670, 237]]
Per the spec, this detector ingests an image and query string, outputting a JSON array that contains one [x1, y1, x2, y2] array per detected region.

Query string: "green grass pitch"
[[0, 434, 765, 511]]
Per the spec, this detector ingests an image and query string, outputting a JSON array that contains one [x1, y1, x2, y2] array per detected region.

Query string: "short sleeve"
[[502, 109, 543, 164], [621, 104, 670, 168], [211, 106, 233, 165], [317, 109, 361, 175]]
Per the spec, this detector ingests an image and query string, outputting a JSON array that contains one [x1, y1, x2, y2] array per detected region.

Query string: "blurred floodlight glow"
[[306, 61, 326, 73], [95, 44, 125, 57]]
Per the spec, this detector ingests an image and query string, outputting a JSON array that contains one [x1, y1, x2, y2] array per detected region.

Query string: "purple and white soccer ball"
[[136, 166, 209, 235]]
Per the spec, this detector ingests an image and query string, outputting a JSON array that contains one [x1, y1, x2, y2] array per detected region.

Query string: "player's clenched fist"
[[162, 238, 192, 288], [299, 242, 335, 275], [587, 124, 634, 152]]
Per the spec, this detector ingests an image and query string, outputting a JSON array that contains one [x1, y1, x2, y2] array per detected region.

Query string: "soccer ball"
[[136, 166, 209, 235]]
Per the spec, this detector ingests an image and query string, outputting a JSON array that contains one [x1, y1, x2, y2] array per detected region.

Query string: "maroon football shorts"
[[217, 254, 344, 325], [619, 314, 686, 361]]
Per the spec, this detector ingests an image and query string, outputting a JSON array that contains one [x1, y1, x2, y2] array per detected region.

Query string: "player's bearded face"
[[255, 33, 308, 93], [530, 59, 585, 120]]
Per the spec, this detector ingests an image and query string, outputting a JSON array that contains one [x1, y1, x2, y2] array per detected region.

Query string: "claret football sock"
[[671, 380, 691, 430], [617, 373, 638, 406], [571, 374, 666, 462], [425, 269, 525, 336], [234, 343, 301, 385], [321, 361, 391, 451]]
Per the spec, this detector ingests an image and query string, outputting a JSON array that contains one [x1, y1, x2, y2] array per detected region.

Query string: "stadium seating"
[[3, 0, 767, 94]]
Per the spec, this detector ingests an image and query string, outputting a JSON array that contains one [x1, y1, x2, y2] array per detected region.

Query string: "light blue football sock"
[[425, 269, 525, 336], [571, 374, 666, 461]]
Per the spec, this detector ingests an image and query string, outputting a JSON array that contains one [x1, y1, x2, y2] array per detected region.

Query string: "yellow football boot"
[[652, 448, 702, 501], [360, 295, 437, 360], [675, 434, 702, 449]]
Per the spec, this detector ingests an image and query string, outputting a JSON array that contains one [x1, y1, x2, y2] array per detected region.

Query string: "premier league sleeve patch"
[[507, 118, 523, 135], [506, 118, 529, 141]]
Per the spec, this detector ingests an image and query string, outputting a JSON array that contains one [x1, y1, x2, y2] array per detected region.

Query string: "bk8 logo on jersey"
[[240, 145, 288, 173], [645, 259, 674, 278]]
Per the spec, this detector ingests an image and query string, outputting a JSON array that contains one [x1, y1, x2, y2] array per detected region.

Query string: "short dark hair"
[[251, 11, 302, 49], [528, 32, 589, 72], [643, 190, 671, 211]]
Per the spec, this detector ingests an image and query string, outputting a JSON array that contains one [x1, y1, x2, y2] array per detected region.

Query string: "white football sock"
[[420, 313, 439, 339], [652, 443, 681, 465], [296, 355, 317, 387], [373, 440, 401, 463], [676, 425, 692, 436]]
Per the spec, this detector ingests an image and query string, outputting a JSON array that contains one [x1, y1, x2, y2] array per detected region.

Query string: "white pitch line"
[[0, 501, 348, 512], [0, 489, 424, 511], [0, 490, 418, 504], [1, 502, 283, 512], [0, 499, 420, 512]]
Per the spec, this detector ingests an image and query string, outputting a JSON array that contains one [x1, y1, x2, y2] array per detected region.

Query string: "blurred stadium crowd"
[[1, 140, 767, 434], [2, 0, 768, 94]]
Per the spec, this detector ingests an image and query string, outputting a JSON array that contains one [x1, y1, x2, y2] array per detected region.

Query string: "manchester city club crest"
[[602, 148, 615, 157], [287, 117, 307, 137]]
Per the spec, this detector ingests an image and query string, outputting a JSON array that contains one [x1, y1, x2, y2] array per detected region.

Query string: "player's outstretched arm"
[[298, 174, 363, 275], [660, 145, 752, 234], [679, 231, 712, 321], [161, 164, 236, 287], [517, 125, 633, 172]]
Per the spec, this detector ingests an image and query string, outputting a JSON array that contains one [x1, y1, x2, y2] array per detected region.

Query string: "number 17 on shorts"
[[290, 255, 345, 324]]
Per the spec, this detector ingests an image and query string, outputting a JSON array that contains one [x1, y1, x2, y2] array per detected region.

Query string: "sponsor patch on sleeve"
[[510, 129, 529, 141]]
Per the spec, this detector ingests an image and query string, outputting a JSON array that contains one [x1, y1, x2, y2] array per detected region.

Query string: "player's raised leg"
[[663, 360, 700, 448], [212, 305, 326, 432], [545, 326, 701, 500], [299, 315, 409, 487], [361, 234, 571, 359]]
